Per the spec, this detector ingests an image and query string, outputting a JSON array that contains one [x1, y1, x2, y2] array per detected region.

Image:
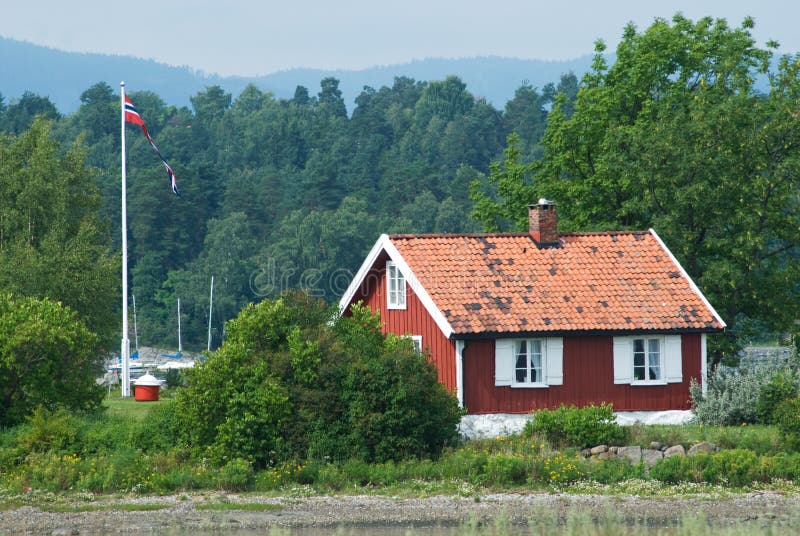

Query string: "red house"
[[339, 200, 725, 425]]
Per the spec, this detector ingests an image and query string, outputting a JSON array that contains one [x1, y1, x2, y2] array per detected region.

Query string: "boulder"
[[664, 444, 686, 458], [688, 442, 717, 455], [617, 446, 642, 463], [590, 445, 608, 455], [650, 441, 662, 451], [596, 451, 616, 461], [641, 449, 663, 467]]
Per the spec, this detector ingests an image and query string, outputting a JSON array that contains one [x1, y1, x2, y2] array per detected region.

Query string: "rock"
[[650, 441, 662, 450], [590, 445, 608, 455], [688, 442, 716, 455], [664, 445, 686, 458], [609, 446, 618, 454], [596, 451, 616, 461], [641, 449, 663, 467], [580, 448, 591, 458], [617, 446, 642, 463]]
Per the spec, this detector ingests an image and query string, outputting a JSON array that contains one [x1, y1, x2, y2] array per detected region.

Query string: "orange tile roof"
[[389, 231, 724, 336]]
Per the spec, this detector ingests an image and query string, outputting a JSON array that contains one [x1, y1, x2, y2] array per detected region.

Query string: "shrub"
[[125, 401, 184, 454], [700, 449, 760, 487], [690, 366, 772, 425], [542, 453, 585, 485], [650, 454, 707, 484], [524, 404, 625, 448], [484, 453, 530, 486], [586, 457, 644, 484], [757, 369, 798, 424], [341, 329, 462, 463], [0, 294, 104, 427], [773, 397, 800, 450], [164, 369, 184, 389], [17, 407, 80, 454], [172, 293, 460, 467], [216, 458, 254, 491], [763, 452, 800, 481]]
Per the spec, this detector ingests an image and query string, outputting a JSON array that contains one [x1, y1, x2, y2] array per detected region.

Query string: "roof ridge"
[[388, 230, 649, 239]]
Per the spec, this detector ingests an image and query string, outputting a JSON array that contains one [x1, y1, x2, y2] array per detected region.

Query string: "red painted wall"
[[462, 334, 702, 414], [350, 255, 457, 392]]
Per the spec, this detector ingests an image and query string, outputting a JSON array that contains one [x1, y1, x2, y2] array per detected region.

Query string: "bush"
[[173, 293, 460, 467], [524, 404, 625, 448], [700, 449, 760, 487], [542, 453, 585, 485], [484, 453, 531, 486], [17, 407, 80, 454], [690, 366, 772, 425], [0, 294, 103, 427], [215, 458, 254, 491], [586, 457, 645, 484], [650, 453, 707, 484], [757, 369, 798, 424], [773, 397, 800, 450]]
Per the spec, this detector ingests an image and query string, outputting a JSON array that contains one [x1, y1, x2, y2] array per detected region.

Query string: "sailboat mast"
[[132, 294, 139, 353], [207, 275, 214, 352], [177, 298, 182, 353]]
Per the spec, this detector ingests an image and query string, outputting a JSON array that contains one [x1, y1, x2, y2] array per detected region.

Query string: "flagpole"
[[120, 81, 131, 398]]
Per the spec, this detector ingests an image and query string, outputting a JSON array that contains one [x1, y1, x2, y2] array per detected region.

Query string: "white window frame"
[[495, 337, 563, 388], [613, 335, 682, 386], [513, 339, 546, 387], [386, 260, 406, 310], [632, 337, 664, 384], [410, 335, 422, 353]]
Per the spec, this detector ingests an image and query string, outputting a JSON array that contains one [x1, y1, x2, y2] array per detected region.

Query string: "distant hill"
[[0, 37, 595, 114]]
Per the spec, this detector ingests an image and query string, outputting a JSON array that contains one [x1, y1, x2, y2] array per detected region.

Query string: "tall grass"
[[1, 406, 799, 496]]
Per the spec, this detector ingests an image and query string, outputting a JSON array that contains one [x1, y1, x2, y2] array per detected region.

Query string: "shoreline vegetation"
[[4, 399, 800, 534]]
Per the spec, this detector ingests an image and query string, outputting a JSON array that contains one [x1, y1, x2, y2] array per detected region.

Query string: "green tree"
[[0, 118, 118, 343], [472, 14, 800, 366], [2, 91, 60, 134], [0, 294, 103, 427], [173, 292, 460, 466], [470, 133, 536, 232], [317, 77, 347, 118]]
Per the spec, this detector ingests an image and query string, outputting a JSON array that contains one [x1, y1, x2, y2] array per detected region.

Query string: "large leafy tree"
[[472, 15, 800, 366], [0, 294, 103, 427], [0, 118, 118, 344], [173, 292, 460, 466]]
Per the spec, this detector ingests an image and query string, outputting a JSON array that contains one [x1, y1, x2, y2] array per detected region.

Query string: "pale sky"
[[1, 1, 795, 77]]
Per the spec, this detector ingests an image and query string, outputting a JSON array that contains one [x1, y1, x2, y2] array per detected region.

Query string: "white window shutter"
[[664, 335, 683, 383], [545, 337, 563, 385], [613, 337, 633, 384], [494, 339, 513, 386]]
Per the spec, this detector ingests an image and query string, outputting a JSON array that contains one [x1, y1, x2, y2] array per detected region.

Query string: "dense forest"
[[0, 70, 579, 350], [1, 15, 798, 366]]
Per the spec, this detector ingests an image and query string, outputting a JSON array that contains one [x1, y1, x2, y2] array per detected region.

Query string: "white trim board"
[[649, 228, 727, 328]]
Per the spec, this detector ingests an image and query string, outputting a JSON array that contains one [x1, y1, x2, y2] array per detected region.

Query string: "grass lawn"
[[103, 391, 166, 421]]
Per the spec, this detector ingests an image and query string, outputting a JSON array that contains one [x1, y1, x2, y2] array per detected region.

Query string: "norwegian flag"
[[125, 96, 180, 196]]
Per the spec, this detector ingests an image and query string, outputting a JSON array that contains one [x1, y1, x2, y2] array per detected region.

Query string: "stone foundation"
[[458, 410, 694, 440]]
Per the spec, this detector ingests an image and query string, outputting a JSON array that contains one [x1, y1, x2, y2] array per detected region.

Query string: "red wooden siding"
[[463, 334, 702, 414], [351, 255, 457, 392]]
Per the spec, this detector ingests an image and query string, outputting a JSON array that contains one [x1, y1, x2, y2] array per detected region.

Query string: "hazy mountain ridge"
[[0, 36, 595, 113]]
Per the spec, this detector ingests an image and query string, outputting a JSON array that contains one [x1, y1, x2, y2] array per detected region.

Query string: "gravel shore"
[[3, 491, 800, 534]]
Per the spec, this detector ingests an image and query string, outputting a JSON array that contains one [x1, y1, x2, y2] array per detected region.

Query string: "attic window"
[[386, 261, 406, 310]]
